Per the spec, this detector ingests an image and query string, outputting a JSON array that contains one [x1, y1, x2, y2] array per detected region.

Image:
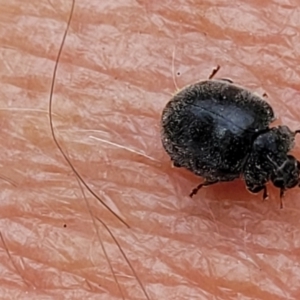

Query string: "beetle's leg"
[[247, 185, 269, 201], [208, 65, 220, 79], [171, 161, 181, 168], [295, 130, 300, 135], [189, 180, 218, 198], [279, 188, 286, 209], [207, 66, 233, 83]]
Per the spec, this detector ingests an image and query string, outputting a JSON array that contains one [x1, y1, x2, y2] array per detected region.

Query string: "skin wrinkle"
[[1, 0, 300, 299]]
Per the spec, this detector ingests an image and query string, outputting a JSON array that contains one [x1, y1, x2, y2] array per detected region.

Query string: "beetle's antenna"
[[294, 130, 300, 135], [266, 154, 279, 170]]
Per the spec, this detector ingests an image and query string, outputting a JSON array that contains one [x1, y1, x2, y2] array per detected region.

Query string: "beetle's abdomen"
[[162, 102, 252, 179], [161, 80, 275, 181]]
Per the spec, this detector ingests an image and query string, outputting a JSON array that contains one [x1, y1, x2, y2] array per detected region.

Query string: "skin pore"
[[1, 1, 300, 299]]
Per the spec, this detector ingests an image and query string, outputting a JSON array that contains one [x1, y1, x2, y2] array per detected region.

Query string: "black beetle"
[[161, 72, 300, 208]]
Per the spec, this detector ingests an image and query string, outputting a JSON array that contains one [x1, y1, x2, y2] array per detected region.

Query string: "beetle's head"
[[270, 155, 300, 191]]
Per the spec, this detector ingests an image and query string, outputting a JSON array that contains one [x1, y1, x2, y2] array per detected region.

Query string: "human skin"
[[1, 0, 300, 299]]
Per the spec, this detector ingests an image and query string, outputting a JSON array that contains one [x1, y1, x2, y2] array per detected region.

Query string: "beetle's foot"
[[279, 188, 286, 209], [189, 183, 204, 197], [262, 186, 269, 201], [247, 184, 268, 201]]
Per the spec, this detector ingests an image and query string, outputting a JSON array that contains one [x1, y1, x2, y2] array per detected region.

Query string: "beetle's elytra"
[[161, 78, 300, 208]]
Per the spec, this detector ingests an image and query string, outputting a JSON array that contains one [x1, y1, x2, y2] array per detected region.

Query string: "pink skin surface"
[[1, 0, 300, 299]]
